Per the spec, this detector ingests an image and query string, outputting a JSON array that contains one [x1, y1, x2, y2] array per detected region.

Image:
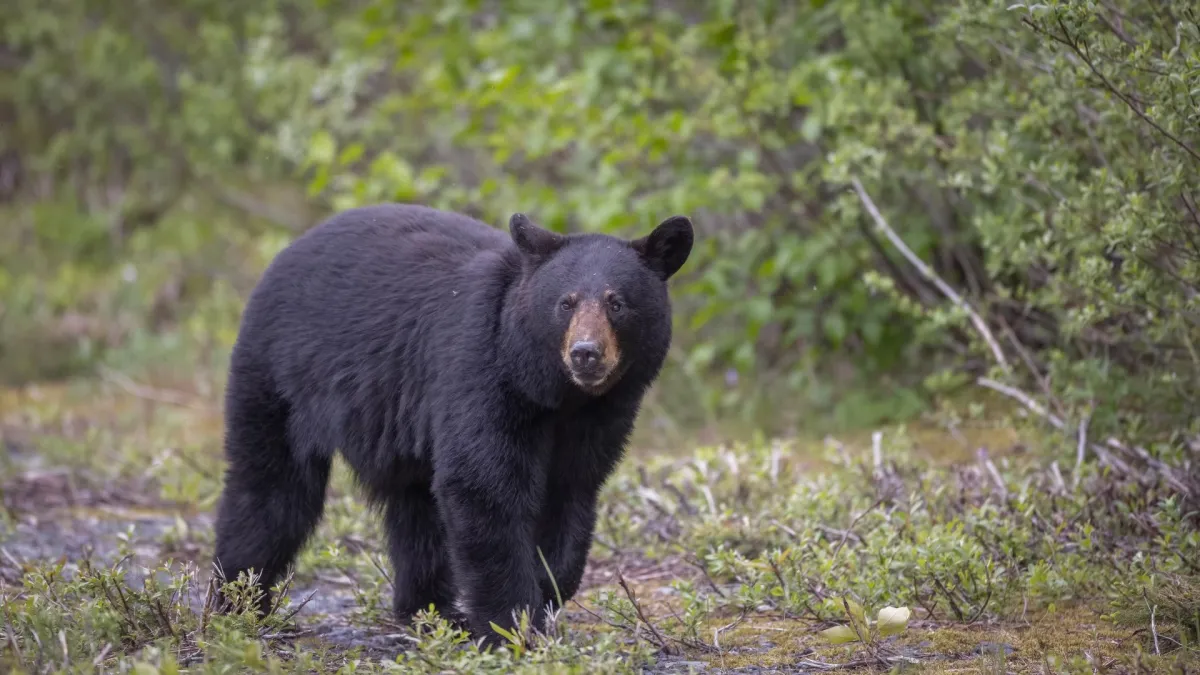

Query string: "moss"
[[917, 626, 988, 656]]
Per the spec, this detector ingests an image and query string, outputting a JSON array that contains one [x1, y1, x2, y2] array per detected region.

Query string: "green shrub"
[[291, 0, 1198, 439], [3, 0, 1198, 443]]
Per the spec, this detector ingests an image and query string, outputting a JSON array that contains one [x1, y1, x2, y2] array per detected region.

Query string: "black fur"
[[212, 204, 693, 646]]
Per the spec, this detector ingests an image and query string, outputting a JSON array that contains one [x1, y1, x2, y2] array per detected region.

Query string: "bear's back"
[[230, 204, 516, 466], [294, 203, 509, 263], [243, 202, 509, 334]]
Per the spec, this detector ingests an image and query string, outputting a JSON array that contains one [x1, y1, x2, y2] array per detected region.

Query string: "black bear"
[[212, 203, 693, 645]]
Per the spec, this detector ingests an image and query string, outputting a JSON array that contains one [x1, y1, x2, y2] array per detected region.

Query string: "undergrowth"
[[3, 381, 1198, 672]]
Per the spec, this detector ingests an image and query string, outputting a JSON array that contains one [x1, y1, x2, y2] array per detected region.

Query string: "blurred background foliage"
[[2, 0, 1197, 443]]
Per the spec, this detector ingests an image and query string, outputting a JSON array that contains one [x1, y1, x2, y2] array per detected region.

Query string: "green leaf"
[[842, 597, 869, 637], [824, 313, 847, 344], [338, 143, 364, 166], [489, 621, 518, 643], [308, 130, 335, 167], [819, 624, 859, 644]]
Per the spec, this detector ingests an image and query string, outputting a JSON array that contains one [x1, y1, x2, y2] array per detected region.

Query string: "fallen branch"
[[977, 378, 1181, 483], [853, 178, 1196, 502], [795, 655, 921, 670], [851, 179, 1010, 373], [976, 377, 1065, 430]]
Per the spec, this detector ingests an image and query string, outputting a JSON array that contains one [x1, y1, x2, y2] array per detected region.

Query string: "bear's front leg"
[[432, 423, 549, 647], [538, 406, 636, 609], [536, 486, 598, 609]]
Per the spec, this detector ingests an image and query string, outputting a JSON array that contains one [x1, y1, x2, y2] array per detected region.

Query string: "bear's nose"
[[570, 342, 602, 370]]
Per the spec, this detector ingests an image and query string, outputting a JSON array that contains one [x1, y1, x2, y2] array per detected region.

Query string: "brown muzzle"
[[562, 298, 620, 392]]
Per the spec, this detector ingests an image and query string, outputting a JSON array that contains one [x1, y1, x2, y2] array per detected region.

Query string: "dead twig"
[[996, 316, 1065, 420], [852, 178, 1185, 494], [615, 570, 674, 654], [98, 366, 213, 412], [871, 430, 884, 478], [570, 598, 628, 631], [91, 643, 112, 668], [977, 377, 1065, 429], [965, 563, 994, 623], [1050, 461, 1067, 494], [765, 555, 793, 615], [1072, 410, 1092, 490], [815, 525, 863, 546], [1144, 589, 1161, 656], [713, 609, 749, 652], [368, 554, 395, 591], [272, 589, 318, 629], [978, 448, 1009, 500], [830, 499, 884, 563], [684, 554, 726, 599], [58, 630, 68, 671], [265, 571, 295, 619], [911, 578, 939, 622], [980, 374, 1189, 490], [4, 604, 23, 663], [932, 576, 965, 621], [796, 655, 921, 670]]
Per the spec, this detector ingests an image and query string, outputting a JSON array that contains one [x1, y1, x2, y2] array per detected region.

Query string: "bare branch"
[[1022, 16, 1200, 164], [830, 499, 884, 563], [1145, 590, 1161, 655], [1071, 410, 1092, 490], [851, 179, 1010, 373], [977, 377, 1065, 429], [206, 181, 310, 232], [99, 366, 214, 412], [615, 570, 674, 654]]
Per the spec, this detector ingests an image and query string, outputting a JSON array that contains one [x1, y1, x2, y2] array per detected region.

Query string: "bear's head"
[[506, 213, 693, 402]]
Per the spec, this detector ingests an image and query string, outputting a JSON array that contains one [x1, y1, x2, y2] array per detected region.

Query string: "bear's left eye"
[[608, 298, 623, 313]]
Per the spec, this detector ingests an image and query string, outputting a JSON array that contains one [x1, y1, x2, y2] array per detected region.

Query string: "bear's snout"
[[569, 341, 602, 371], [561, 299, 621, 392]]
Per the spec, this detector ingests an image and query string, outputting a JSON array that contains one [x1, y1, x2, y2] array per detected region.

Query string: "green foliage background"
[[2, 0, 1198, 441]]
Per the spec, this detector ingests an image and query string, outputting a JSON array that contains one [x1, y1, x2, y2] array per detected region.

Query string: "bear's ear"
[[631, 215, 694, 280], [510, 213, 565, 259]]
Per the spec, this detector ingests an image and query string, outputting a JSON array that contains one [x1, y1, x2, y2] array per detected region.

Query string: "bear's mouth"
[[569, 369, 616, 395]]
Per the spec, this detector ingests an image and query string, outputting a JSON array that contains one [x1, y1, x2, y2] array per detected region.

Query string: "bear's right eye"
[[559, 299, 574, 312]]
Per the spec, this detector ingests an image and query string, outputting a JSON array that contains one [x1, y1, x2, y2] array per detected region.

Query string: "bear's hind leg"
[[384, 481, 457, 624], [213, 377, 331, 615]]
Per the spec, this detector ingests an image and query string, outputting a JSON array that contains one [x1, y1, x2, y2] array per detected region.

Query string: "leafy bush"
[[4, 0, 1199, 438], [292, 0, 1198, 437]]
